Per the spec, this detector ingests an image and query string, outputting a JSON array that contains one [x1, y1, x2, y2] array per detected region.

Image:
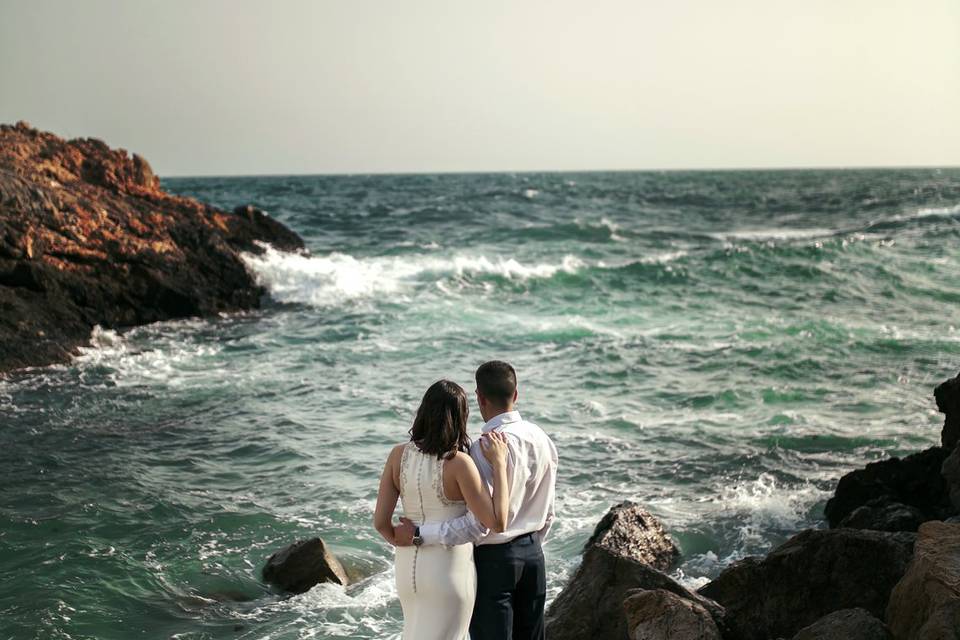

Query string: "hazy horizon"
[[2, 0, 959, 176]]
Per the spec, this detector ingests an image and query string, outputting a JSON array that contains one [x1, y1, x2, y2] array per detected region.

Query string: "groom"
[[394, 360, 559, 640]]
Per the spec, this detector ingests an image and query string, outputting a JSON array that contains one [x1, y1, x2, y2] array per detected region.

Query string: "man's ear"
[[513, 388, 518, 403]]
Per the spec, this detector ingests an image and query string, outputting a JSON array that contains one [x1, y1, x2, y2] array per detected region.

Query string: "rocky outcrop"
[[790, 608, 891, 640], [262, 538, 348, 594], [544, 502, 697, 639], [886, 521, 960, 640], [545, 545, 724, 640], [936, 371, 960, 450], [698, 528, 915, 640], [823, 447, 952, 529], [584, 501, 681, 572], [623, 588, 722, 640], [0, 121, 304, 374], [823, 372, 960, 533], [837, 499, 926, 533]]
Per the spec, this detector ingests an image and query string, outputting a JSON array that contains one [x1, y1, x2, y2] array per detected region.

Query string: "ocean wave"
[[712, 227, 838, 242], [240, 244, 586, 307]]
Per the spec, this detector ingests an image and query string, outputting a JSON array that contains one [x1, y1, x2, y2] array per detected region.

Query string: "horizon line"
[[160, 163, 960, 180]]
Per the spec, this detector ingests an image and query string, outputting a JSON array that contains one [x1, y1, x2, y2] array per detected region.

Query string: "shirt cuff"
[[419, 522, 442, 546]]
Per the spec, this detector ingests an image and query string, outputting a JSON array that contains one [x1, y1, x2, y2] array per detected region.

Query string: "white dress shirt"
[[419, 410, 558, 547]]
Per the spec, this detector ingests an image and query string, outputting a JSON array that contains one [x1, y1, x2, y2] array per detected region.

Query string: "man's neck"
[[483, 405, 514, 423]]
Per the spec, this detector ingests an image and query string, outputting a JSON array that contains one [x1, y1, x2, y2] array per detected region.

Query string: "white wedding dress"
[[395, 442, 477, 640]]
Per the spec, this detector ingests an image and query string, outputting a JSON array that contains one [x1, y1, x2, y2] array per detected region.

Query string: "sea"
[[2, 169, 959, 639]]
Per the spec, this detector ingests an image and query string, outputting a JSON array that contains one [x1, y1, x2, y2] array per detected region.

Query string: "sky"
[[1, 0, 959, 176]]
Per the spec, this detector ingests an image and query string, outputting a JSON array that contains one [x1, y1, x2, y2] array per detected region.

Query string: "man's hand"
[[394, 516, 416, 546]]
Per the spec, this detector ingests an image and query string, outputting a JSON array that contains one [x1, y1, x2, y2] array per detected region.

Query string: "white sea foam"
[[716, 472, 827, 561], [714, 228, 836, 242], [896, 202, 960, 221], [73, 324, 222, 386], [240, 244, 585, 307]]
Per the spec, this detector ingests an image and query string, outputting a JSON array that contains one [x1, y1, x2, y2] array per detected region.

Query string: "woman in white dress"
[[373, 380, 509, 640]]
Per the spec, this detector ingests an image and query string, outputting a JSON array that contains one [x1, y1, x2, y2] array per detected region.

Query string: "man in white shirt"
[[394, 361, 559, 640]]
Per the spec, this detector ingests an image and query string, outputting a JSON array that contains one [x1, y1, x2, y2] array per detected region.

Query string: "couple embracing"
[[374, 361, 559, 640]]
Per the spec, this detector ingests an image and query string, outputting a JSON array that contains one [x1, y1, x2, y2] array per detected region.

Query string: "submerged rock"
[[584, 501, 681, 572], [0, 122, 304, 374], [790, 608, 891, 640], [262, 538, 348, 594], [698, 528, 915, 640], [623, 588, 722, 640], [886, 521, 960, 640]]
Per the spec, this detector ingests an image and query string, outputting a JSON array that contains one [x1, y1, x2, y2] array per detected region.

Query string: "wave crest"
[[240, 244, 586, 307]]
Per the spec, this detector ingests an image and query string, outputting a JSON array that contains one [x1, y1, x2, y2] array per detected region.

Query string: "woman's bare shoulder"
[[387, 442, 408, 461], [448, 450, 477, 469]]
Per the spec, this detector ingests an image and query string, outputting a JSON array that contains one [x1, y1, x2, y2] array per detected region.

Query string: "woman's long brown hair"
[[408, 379, 471, 459]]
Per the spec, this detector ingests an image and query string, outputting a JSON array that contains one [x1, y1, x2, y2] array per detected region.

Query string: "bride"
[[373, 379, 509, 640]]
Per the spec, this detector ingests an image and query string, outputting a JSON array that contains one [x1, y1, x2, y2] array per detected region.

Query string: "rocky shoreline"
[[540, 370, 960, 640], [265, 372, 960, 640], [0, 122, 304, 374]]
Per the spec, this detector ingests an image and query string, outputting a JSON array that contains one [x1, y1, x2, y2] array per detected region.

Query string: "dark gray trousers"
[[470, 533, 547, 640]]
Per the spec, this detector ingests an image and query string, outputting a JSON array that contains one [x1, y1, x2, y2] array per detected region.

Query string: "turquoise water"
[[2, 169, 959, 639]]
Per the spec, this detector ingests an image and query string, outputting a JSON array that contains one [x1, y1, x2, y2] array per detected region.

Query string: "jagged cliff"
[[0, 121, 304, 373]]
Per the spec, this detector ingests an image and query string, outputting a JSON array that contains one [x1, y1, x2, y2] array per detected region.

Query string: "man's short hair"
[[475, 360, 517, 407]]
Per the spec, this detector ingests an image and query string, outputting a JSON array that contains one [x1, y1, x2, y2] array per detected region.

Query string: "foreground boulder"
[[545, 503, 703, 639], [790, 608, 891, 640], [698, 528, 915, 640], [623, 588, 722, 640], [886, 521, 960, 639], [262, 538, 348, 594], [0, 121, 304, 373], [545, 545, 723, 640], [584, 501, 681, 571], [823, 446, 952, 529]]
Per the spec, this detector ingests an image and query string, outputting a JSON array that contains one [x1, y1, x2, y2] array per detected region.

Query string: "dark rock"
[[943, 447, 960, 513], [0, 123, 305, 374], [838, 499, 926, 532], [935, 371, 960, 450], [790, 608, 891, 640], [886, 521, 960, 640], [545, 545, 724, 640], [262, 538, 348, 594], [824, 447, 952, 529], [698, 528, 915, 640], [623, 588, 722, 640], [585, 501, 681, 572]]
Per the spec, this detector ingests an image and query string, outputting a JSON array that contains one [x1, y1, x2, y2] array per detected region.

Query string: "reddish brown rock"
[[0, 122, 304, 373], [886, 521, 960, 640]]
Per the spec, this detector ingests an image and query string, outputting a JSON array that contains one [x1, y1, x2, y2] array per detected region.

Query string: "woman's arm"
[[454, 433, 510, 533], [373, 444, 404, 545]]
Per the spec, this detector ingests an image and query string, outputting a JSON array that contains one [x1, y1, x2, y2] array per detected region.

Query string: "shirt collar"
[[482, 410, 522, 433]]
